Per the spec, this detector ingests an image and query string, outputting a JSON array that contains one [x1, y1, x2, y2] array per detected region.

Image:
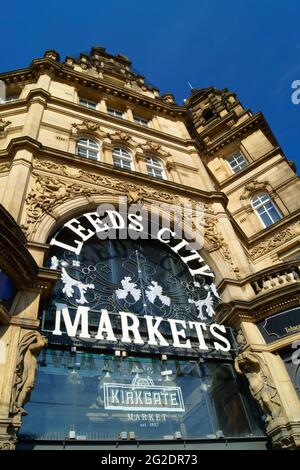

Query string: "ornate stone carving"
[[11, 331, 47, 417], [249, 221, 300, 259], [127, 189, 144, 204], [0, 118, 11, 133], [25, 161, 187, 237], [240, 180, 269, 201], [0, 160, 11, 172], [71, 119, 104, 135], [22, 174, 95, 236], [203, 217, 240, 278], [166, 161, 176, 171], [0, 438, 16, 450], [235, 328, 247, 348], [138, 141, 171, 159], [106, 130, 137, 148], [235, 351, 282, 425]]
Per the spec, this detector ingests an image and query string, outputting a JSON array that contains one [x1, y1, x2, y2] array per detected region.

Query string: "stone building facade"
[[0, 47, 299, 450]]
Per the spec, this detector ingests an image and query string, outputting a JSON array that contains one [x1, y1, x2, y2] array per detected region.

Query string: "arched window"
[[76, 137, 100, 161], [112, 147, 133, 170], [146, 156, 165, 179], [251, 193, 282, 228]]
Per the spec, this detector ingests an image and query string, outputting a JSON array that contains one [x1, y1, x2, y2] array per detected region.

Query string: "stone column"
[[22, 93, 47, 140], [212, 202, 254, 280], [99, 98, 107, 113], [102, 139, 113, 164], [125, 106, 134, 122], [1, 148, 34, 223], [37, 74, 51, 92]]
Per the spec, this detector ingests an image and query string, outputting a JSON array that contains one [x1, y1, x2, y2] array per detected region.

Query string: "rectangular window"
[[257, 203, 282, 227], [79, 98, 97, 109], [18, 349, 265, 442], [134, 116, 149, 127], [227, 153, 247, 173], [107, 107, 123, 118]]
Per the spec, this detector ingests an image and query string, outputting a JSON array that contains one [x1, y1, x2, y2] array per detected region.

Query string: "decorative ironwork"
[[47, 238, 220, 322]]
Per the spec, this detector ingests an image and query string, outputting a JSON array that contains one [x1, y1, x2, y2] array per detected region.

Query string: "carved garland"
[[23, 162, 184, 236], [24, 160, 236, 273], [249, 221, 300, 259], [240, 180, 270, 201], [71, 119, 106, 138]]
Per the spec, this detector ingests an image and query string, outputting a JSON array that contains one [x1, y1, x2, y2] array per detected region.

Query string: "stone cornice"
[[0, 58, 185, 117], [2, 136, 229, 206], [0, 89, 195, 149], [216, 283, 300, 326], [198, 112, 279, 155], [219, 147, 283, 191], [0, 203, 37, 287], [228, 208, 300, 252], [247, 209, 300, 245]]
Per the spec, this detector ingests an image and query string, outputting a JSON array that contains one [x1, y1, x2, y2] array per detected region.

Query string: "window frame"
[[112, 147, 134, 170], [107, 107, 124, 119], [76, 137, 100, 161], [251, 192, 282, 228], [146, 156, 165, 179], [226, 152, 248, 174], [133, 115, 150, 127], [79, 98, 97, 109]]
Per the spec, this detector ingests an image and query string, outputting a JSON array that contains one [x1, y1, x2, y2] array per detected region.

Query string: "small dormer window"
[[202, 108, 214, 122]]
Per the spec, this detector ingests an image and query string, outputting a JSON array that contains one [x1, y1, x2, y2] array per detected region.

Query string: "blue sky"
[[1, 0, 300, 170]]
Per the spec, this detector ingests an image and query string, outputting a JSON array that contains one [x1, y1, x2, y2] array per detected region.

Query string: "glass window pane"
[[77, 147, 87, 156], [19, 350, 265, 441]]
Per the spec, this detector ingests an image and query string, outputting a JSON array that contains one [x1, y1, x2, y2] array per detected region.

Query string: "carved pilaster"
[[235, 351, 282, 425], [10, 330, 47, 417]]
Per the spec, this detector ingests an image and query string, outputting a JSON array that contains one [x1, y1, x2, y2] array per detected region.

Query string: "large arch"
[[23, 193, 233, 284]]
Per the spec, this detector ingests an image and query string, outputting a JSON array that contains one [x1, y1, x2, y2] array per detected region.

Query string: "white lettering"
[[95, 309, 117, 342], [128, 213, 143, 232], [168, 319, 191, 349], [64, 218, 94, 242], [49, 238, 83, 255], [53, 303, 90, 338], [120, 312, 144, 344], [107, 210, 126, 229], [144, 315, 169, 346], [189, 321, 208, 350], [210, 323, 231, 352], [83, 212, 109, 233], [157, 227, 175, 243]]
